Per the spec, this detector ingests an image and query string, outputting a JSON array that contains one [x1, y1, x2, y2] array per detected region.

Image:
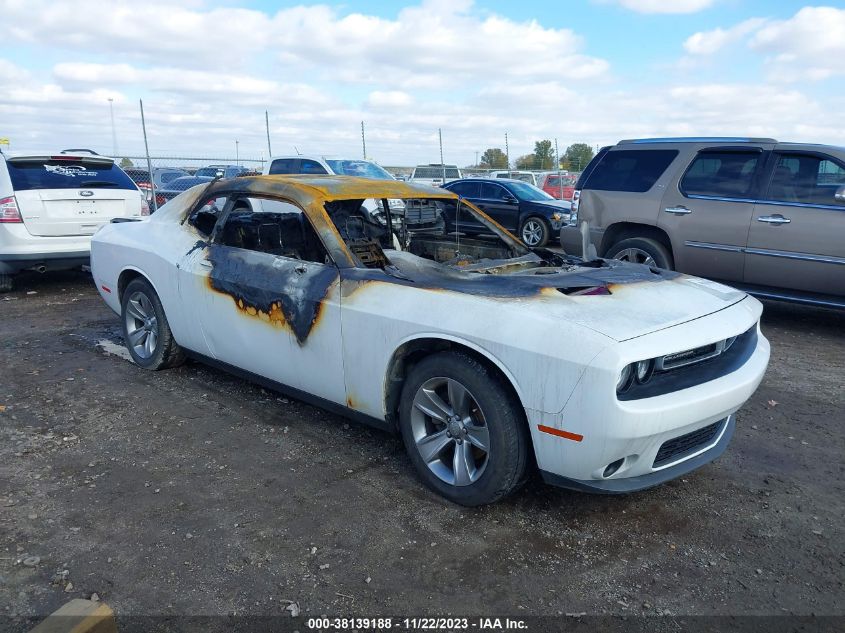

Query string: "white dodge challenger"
[[91, 175, 770, 505]]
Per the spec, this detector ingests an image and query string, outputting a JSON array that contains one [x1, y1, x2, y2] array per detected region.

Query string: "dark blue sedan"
[[442, 178, 571, 247]]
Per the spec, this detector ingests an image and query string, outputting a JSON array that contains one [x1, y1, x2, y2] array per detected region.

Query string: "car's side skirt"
[[183, 349, 395, 434]]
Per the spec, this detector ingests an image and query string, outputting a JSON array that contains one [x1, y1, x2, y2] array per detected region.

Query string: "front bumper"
[[540, 415, 735, 493], [525, 297, 769, 492]]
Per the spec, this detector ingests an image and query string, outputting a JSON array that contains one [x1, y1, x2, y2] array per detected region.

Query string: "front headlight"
[[635, 359, 654, 383], [617, 364, 634, 393], [618, 358, 656, 394]]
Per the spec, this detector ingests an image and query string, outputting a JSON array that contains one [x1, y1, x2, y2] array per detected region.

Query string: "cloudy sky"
[[1, 0, 843, 166]]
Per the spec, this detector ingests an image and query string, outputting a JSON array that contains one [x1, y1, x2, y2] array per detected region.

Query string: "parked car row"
[[3, 137, 842, 311]]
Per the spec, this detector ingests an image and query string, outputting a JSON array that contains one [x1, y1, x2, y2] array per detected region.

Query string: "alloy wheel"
[[409, 377, 490, 486], [521, 220, 544, 246], [124, 291, 159, 359], [612, 247, 656, 266]]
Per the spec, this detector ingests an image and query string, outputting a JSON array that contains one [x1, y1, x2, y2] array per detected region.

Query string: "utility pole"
[[555, 138, 563, 199], [235, 139, 240, 165], [108, 98, 117, 157], [438, 128, 445, 184], [139, 99, 156, 212], [475, 150, 479, 168], [361, 121, 367, 159], [505, 132, 510, 177], [265, 110, 272, 157]]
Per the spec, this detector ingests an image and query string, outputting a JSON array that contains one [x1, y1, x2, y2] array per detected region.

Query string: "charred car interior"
[[324, 197, 526, 271]]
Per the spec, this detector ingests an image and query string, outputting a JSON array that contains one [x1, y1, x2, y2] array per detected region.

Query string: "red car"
[[539, 173, 577, 200]]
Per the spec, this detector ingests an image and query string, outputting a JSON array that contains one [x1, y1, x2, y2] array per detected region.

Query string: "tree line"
[[479, 142, 594, 172]]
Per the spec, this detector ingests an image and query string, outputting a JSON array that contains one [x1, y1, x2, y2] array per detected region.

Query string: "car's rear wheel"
[[398, 351, 529, 506], [0, 274, 13, 293], [606, 237, 673, 270], [121, 277, 185, 370], [520, 217, 550, 247]]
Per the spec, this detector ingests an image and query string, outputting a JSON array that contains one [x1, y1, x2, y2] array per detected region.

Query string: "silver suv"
[[561, 137, 845, 308]]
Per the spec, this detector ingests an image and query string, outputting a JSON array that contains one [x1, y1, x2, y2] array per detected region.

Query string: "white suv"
[[0, 150, 148, 291], [409, 164, 462, 187], [264, 155, 406, 224]]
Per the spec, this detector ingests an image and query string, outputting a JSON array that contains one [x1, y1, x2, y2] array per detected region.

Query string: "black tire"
[[120, 277, 185, 370], [398, 351, 530, 506], [606, 236, 674, 270], [519, 216, 550, 247], [0, 274, 13, 293]]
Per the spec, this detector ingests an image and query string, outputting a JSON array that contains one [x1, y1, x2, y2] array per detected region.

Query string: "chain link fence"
[[117, 155, 266, 212], [117, 155, 582, 212]]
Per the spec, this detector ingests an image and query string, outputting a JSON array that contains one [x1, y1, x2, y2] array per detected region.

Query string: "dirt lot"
[[1, 271, 843, 624]]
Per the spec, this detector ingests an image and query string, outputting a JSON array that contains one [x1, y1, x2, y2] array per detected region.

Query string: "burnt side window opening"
[[188, 196, 229, 236], [325, 197, 539, 273], [217, 198, 330, 264]]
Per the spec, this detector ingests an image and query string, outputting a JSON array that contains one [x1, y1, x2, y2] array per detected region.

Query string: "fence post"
[[438, 128, 445, 184], [139, 99, 157, 213], [555, 138, 563, 199], [265, 110, 272, 157]]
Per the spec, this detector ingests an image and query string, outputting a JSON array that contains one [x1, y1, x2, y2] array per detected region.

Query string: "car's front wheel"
[[121, 277, 185, 370], [606, 237, 673, 270], [520, 216, 550, 247], [398, 351, 529, 506]]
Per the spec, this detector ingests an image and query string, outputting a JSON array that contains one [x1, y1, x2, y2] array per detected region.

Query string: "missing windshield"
[[324, 197, 535, 272]]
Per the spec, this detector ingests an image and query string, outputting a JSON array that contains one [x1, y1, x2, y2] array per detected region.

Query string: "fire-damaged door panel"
[[197, 200, 345, 404]]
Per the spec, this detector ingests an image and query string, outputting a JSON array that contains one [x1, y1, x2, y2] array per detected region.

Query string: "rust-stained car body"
[[91, 175, 769, 505]]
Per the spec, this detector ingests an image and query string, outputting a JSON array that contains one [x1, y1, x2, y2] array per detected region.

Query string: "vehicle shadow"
[[4, 269, 93, 295], [759, 299, 844, 338]]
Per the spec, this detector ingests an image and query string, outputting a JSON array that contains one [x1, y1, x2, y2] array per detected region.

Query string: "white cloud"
[[0, 58, 31, 83], [683, 18, 768, 55], [2, 0, 270, 68], [751, 6, 845, 81], [268, 1, 609, 87], [366, 91, 413, 108], [52, 62, 330, 108], [602, 0, 715, 15], [2, 3, 845, 165]]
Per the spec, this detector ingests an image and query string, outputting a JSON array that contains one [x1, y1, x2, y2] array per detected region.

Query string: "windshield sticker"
[[44, 164, 98, 177]]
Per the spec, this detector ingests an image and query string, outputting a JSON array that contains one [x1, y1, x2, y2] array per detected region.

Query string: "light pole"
[[505, 132, 510, 177], [108, 98, 117, 157], [235, 139, 239, 165]]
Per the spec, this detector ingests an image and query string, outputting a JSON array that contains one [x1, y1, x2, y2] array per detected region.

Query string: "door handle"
[[664, 206, 692, 215], [757, 215, 791, 225]]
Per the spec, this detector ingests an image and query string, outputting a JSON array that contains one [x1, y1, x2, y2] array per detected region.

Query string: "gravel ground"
[[0, 270, 843, 625]]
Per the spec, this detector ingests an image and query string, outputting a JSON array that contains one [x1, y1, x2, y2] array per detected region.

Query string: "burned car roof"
[[202, 175, 454, 205]]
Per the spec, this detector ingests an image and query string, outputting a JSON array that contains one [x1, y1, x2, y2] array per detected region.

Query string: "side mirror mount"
[[835, 185, 845, 202]]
